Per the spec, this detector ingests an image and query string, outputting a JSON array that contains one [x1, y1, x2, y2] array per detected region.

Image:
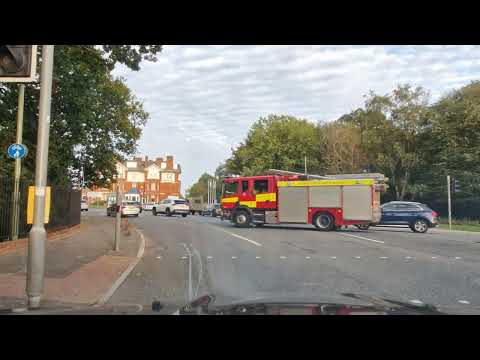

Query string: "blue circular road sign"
[[7, 143, 28, 159]]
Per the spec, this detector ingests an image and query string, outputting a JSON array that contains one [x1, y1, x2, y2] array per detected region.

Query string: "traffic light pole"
[[447, 175, 452, 231], [27, 45, 54, 309], [10, 84, 25, 241]]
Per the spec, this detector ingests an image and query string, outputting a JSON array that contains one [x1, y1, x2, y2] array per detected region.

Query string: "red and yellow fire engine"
[[220, 169, 388, 230]]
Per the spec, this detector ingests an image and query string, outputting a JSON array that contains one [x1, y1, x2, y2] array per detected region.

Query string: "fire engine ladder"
[[267, 169, 388, 191]]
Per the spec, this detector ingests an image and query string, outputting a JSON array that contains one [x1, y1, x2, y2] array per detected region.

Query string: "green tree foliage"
[[0, 45, 161, 186], [225, 115, 324, 176], [347, 85, 431, 200], [185, 173, 216, 202], [417, 81, 480, 198]]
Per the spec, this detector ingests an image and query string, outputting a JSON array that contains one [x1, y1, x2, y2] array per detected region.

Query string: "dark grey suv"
[[355, 201, 439, 233], [379, 201, 438, 233]]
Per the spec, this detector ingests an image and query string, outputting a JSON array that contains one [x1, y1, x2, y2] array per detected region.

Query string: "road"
[[83, 208, 480, 313]]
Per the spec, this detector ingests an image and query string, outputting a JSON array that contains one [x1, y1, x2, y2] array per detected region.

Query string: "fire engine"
[[220, 169, 388, 230]]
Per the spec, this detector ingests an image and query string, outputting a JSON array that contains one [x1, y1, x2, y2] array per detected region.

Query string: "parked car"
[[107, 201, 141, 217], [355, 201, 438, 233], [202, 203, 222, 217], [81, 200, 89, 212], [142, 202, 157, 211], [152, 199, 189, 217]]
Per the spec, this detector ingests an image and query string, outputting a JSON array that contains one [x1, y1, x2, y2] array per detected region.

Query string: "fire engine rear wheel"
[[233, 210, 251, 228], [313, 212, 335, 231]]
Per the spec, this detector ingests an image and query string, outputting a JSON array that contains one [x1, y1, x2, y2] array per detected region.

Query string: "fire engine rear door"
[[342, 185, 372, 221], [278, 187, 308, 223]]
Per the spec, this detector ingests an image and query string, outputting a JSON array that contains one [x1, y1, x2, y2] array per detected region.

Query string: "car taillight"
[[432, 211, 438, 218]]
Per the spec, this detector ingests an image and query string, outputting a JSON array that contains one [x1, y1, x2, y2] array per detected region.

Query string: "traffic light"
[[450, 178, 461, 193], [0, 45, 37, 82], [454, 179, 461, 193]]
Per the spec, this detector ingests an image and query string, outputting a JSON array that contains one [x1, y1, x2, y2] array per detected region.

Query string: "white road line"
[[431, 256, 437, 259], [379, 256, 389, 259], [256, 256, 262, 259], [181, 256, 188, 260], [458, 300, 470, 305], [405, 256, 413, 259], [156, 256, 162, 259], [341, 233, 385, 244], [231, 256, 237, 259], [354, 256, 361, 259], [330, 256, 337, 259], [207, 256, 213, 260], [280, 256, 287, 259], [305, 256, 311, 259], [455, 257, 462, 260], [410, 299, 424, 305], [215, 227, 263, 247]]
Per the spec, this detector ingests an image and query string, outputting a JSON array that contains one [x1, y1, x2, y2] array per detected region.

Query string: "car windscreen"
[[174, 200, 186, 205]]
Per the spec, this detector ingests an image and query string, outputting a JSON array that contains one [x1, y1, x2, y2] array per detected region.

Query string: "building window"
[[151, 183, 156, 191]]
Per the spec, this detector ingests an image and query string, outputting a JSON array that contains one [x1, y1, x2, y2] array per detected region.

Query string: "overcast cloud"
[[112, 45, 480, 193]]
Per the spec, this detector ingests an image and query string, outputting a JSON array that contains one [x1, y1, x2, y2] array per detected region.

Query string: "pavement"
[[0, 207, 142, 310], [105, 210, 480, 314]]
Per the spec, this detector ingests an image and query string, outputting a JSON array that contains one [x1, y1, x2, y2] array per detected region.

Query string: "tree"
[[320, 121, 367, 174], [0, 45, 161, 186], [347, 85, 431, 200], [417, 81, 480, 198], [185, 173, 216, 202], [225, 114, 324, 176]]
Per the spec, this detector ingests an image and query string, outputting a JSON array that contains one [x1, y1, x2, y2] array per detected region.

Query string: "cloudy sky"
[[113, 45, 480, 192]]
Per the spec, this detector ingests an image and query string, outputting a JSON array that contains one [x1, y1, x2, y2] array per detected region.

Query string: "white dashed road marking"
[[305, 256, 311, 259], [256, 256, 262, 259], [181, 256, 188, 260], [410, 299, 424, 305], [455, 257, 462, 260], [214, 227, 263, 247], [341, 233, 385, 244], [355, 256, 361, 259], [431, 256, 437, 259], [156, 256, 162, 259], [207, 256, 213, 260], [458, 300, 470, 305], [405, 256, 413, 260], [379, 256, 389, 259], [330, 256, 337, 259], [231, 256, 237, 259], [280, 256, 287, 259]]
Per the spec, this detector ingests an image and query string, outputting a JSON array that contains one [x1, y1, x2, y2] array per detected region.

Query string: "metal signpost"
[[26, 45, 54, 308], [447, 175, 452, 231], [115, 182, 121, 251], [9, 90, 27, 240]]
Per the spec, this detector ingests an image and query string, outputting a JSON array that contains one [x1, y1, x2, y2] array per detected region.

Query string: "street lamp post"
[[26, 45, 55, 308]]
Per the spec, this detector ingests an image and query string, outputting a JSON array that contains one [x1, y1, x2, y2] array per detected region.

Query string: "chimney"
[[155, 157, 163, 166], [166, 155, 174, 169]]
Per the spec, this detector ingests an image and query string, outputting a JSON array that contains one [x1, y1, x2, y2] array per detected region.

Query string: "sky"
[[112, 45, 480, 193]]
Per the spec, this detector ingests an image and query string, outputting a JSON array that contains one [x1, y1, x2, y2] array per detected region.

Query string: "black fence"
[[0, 178, 81, 242], [418, 196, 480, 221]]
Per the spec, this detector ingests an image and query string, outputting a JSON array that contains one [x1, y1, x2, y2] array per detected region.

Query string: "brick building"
[[113, 155, 182, 203]]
